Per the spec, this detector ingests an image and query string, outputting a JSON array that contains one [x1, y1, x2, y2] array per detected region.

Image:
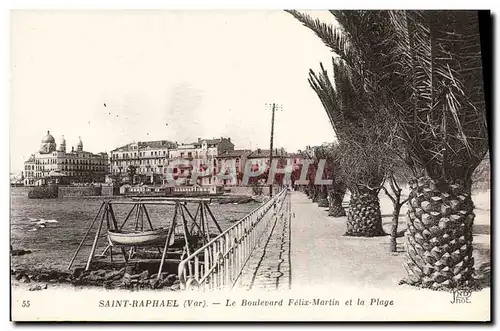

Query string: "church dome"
[[77, 136, 83, 151], [42, 131, 55, 144], [58, 135, 66, 152]]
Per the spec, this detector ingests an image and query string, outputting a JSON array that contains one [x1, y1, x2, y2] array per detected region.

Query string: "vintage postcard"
[[9, 9, 491, 322]]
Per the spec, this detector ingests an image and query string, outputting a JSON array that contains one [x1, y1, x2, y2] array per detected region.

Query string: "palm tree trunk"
[[345, 187, 384, 237], [328, 187, 346, 217], [317, 186, 329, 207], [312, 186, 319, 202], [306, 185, 314, 199], [403, 177, 475, 290]]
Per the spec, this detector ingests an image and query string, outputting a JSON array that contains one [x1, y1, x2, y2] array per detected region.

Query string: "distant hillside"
[[472, 152, 490, 191]]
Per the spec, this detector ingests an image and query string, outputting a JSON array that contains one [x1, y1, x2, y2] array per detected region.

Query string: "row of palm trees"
[[287, 10, 489, 290]]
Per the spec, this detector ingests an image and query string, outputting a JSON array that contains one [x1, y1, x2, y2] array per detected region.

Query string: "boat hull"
[[107, 229, 174, 247]]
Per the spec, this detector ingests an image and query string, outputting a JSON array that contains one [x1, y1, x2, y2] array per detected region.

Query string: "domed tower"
[[40, 131, 56, 154], [77, 136, 83, 152], [58, 135, 66, 153]]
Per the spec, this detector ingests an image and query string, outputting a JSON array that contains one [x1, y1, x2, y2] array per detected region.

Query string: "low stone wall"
[[58, 186, 102, 198], [10, 186, 31, 197], [101, 186, 120, 196], [226, 186, 271, 196], [12, 185, 106, 199], [27, 186, 59, 199]]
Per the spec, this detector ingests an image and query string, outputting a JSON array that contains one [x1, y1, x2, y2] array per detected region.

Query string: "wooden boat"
[[107, 228, 175, 247]]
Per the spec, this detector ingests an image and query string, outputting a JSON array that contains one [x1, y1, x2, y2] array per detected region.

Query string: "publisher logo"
[[450, 289, 472, 304]]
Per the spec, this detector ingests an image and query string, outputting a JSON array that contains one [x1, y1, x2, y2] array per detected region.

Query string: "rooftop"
[[139, 140, 177, 149], [112, 140, 177, 152], [288, 153, 305, 158], [247, 148, 288, 159], [189, 137, 233, 146], [217, 149, 251, 158]]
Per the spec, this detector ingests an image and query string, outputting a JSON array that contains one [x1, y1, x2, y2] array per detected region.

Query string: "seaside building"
[[23, 131, 108, 186], [110, 137, 235, 186], [109, 140, 177, 183], [214, 149, 252, 186], [242, 148, 290, 185], [288, 152, 308, 167], [168, 137, 234, 160], [246, 148, 289, 168], [168, 137, 235, 186]]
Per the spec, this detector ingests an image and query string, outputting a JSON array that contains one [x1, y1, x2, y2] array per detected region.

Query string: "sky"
[[10, 10, 338, 173]]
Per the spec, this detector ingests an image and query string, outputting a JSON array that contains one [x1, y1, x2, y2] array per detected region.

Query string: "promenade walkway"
[[237, 193, 291, 291], [237, 190, 490, 291], [230, 190, 490, 323], [237, 190, 407, 291], [290, 191, 406, 290], [289, 189, 491, 289]]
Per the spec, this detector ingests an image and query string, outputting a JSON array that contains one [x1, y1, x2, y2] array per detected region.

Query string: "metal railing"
[[178, 187, 288, 291]]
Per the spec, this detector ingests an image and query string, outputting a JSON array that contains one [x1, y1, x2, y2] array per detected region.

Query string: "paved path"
[[237, 194, 291, 291], [290, 191, 407, 289], [236, 191, 407, 291], [230, 190, 490, 324]]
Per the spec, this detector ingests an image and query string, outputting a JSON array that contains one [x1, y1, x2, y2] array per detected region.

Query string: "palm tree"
[[288, 10, 489, 289], [313, 145, 330, 208], [298, 151, 315, 199], [287, 10, 398, 237], [306, 55, 388, 236], [385, 11, 489, 290], [315, 143, 347, 217], [307, 162, 319, 202]]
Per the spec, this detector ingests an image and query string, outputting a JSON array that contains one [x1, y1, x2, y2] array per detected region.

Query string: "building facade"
[[23, 131, 108, 186], [243, 148, 292, 185], [168, 137, 234, 160], [245, 148, 289, 168], [110, 137, 235, 186], [169, 137, 235, 186], [214, 149, 252, 186], [109, 140, 177, 183]]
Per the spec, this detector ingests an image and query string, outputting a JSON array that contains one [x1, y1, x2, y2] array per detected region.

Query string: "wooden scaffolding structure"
[[67, 197, 223, 279]]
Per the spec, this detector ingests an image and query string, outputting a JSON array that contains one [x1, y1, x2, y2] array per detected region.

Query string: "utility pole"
[[268, 103, 276, 197], [267, 103, 283, 197]]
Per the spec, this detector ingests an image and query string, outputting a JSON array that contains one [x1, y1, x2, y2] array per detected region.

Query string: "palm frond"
[[291, 10, 488, 186], [284, 10, 357, 68], [395, 10, 489, 182]]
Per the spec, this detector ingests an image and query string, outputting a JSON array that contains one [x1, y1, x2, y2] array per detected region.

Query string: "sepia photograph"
[[8, 6, 492, 322]]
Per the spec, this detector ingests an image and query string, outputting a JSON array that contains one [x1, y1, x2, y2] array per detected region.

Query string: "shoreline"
[[11, 193, 264, 202], [11, 264, 183, 292]]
